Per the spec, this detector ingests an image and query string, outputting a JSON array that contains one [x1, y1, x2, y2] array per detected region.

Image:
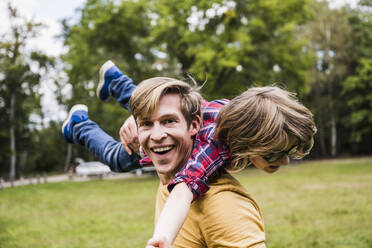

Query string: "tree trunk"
[[64, 143, 72, 172], [330, 113, 337, 157], [18, 150, 27, 178], [9, 91, 16, 184], [328, 81, 337, 157], [325, 23, 337, 157], [328, 73, 337, 157], [318, 120, 328, 156]]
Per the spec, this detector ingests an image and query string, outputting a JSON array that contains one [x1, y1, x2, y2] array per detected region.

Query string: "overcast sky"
[[0, 0, 86, 57], [0, 0, 360, 124]]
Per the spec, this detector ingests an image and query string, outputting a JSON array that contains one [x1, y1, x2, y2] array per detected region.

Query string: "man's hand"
[[146, 237, 172, 248], [120, 115, 140, 155]]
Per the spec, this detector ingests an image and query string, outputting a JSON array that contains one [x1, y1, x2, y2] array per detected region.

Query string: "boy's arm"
[[149, 182, 193, 246], [148, 138, 229, 246], [146, 237, 171, 248], [148, 125, 229, 246], [119, 115, 140, 155], [168, 128, 231, 201]]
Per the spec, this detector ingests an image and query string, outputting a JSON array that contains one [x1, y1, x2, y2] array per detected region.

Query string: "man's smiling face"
[[137, 93, 200, 183]]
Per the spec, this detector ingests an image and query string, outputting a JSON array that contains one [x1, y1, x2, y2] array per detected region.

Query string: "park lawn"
[[236, 158, 372, 248], [1, 158, 372, 248]]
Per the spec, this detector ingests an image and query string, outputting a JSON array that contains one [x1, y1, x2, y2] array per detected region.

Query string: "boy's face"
[[250, 155, 290, 173], [137, 93, 200, 184], [250, 140, 298, 173]]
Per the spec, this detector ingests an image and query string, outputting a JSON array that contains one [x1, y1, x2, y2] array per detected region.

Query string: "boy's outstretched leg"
[[62, 104, 89, 143], [62, 104, 140, 172], [97, 60, 136, 110]]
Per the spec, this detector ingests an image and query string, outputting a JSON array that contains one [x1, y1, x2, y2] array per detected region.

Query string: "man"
[[63, 77, 266, 247], [126, 77, 266, 247]]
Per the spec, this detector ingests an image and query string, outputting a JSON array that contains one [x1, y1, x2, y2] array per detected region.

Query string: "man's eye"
[[165, 119, 176, 124], [140, 121, 152, 127]]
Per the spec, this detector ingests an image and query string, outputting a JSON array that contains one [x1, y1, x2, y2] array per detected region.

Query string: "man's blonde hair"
[[129, 77, 203, 125], [216, 86, 317, 172]]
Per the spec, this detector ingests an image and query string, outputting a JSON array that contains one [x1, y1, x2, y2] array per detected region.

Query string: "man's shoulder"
[[184, 173, 266, 248], [196, 173, 261, 211]]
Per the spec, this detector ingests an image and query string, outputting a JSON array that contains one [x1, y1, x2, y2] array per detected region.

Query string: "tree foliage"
[[302, 1, 353, 157], [0, 4, 54, 179], [148, 0, 314, 99], [339, 0, 372, 153], [342, 59, 372, 144], [299, 0, 372, 157]]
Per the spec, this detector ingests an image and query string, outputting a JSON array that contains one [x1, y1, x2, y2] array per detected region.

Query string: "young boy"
[[62, 61, 316, 247]]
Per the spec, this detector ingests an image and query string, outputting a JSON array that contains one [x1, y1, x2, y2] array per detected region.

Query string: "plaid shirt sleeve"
[[167, 99, 231, 201], [139, 146, 153, 167]]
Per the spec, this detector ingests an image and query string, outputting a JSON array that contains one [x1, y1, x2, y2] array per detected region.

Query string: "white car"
[[75, 160, 111, 178], [132, 166, 157, 176]]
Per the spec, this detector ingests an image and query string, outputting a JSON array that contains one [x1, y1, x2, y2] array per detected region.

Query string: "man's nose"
[[150, 124, 167, 141]]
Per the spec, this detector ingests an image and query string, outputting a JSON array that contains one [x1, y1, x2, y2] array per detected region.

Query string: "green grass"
[[1, 158, 372, 248]]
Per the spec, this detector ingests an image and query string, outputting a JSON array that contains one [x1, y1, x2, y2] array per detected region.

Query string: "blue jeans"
[[72, 74, 140, 172], [109, 74, 137, 110]]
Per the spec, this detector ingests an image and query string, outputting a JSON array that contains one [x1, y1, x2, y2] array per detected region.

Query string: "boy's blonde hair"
[[129, 77, 203, 125], [216, 86, 317, 172]]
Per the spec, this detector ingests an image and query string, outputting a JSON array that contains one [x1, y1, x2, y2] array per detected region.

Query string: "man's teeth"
[[152, 146, 172, 153]]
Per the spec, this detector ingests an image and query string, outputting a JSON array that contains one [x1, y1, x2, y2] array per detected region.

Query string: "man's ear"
[[189, 115, 201, 136]]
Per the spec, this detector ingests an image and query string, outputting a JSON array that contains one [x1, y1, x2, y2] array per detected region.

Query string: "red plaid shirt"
[[140, 99, 231, 200]]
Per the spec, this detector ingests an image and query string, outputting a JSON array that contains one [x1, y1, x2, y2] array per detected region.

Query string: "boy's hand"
[[146, 237, 172, 248], [120, 115, 139, 155]]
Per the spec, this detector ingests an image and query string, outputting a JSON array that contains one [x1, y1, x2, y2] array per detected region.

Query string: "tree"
[[341, 0, 372, 153], [63, 0, 313, 98], [342, 58, 372, 146], [302, 1, 355, 157], [58, 0, 158, 164], [150, 0, 313, 99], [0, 4, 53, 180]]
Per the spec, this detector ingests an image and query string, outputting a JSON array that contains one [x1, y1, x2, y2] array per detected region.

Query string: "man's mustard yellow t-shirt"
[[155, 173, 266, 248]]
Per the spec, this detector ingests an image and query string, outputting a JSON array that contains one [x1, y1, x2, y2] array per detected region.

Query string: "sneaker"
[[62, 104, 89, 143], [97, 60, 123, 101]]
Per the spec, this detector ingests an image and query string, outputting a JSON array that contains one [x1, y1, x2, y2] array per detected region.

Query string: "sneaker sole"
[[61, 104, 89, 134], [97, 60, 115, 100]]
